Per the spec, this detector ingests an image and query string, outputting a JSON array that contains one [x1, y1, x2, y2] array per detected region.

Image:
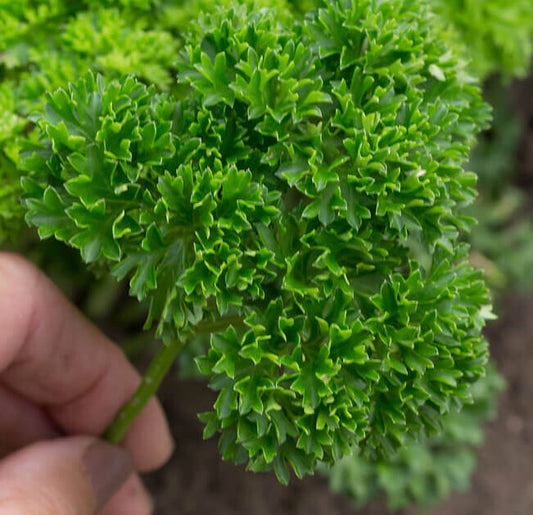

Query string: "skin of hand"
[[0, 252, 174, 514]]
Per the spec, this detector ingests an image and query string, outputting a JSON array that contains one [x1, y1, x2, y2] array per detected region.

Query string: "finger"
[[0, 253, 173, 471], [0, 382, 60, 451], [98, 474, 153, 515], [0, 436, 133, 515]]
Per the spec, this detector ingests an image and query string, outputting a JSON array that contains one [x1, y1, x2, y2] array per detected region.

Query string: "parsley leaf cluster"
[[23, 0, 492, 483]]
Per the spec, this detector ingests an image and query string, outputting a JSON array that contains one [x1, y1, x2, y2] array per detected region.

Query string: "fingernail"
[[82, 440, 134, 510]]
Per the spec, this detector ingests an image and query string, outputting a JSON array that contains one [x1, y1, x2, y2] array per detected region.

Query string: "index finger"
[[0, 252, 173, 472]]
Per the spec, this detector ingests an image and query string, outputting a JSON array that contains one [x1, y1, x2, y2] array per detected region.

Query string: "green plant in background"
[[466, 78, 533, 292], [431, 0, 533, 80], [21, 0, 493, 485]]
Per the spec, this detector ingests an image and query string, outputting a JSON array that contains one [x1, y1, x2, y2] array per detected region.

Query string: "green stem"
[[195, 314, 246, 334], [103, 314, 245, 444], [104, 337, 184, 444]]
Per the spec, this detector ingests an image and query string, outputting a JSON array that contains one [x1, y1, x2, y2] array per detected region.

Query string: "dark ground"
[[142, 75, 533, 514]]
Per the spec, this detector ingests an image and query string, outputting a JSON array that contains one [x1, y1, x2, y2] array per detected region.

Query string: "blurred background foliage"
[[0, 0, 532, 510]]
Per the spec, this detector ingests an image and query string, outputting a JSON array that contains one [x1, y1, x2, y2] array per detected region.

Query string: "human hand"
[[0, 253, 174, 514]]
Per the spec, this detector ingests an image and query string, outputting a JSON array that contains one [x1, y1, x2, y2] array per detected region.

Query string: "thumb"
[[0, 436, 133, 514]]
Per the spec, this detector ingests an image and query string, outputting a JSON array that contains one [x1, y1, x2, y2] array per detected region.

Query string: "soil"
[[142, 74, 533, 515]]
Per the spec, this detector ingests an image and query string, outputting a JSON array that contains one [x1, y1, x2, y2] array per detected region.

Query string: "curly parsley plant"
[[22, 0, 492, 483], [326, 362, 503, 509]]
